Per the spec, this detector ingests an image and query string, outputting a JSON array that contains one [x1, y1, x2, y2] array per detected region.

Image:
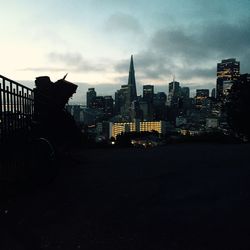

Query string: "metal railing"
[[0, 75, 34, 142]]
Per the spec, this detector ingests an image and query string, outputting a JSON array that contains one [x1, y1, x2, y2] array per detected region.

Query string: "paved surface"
[[1, 143, 250, 249]]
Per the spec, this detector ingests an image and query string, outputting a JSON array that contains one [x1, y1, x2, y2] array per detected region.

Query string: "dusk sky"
[[1, 0, 250, 94]]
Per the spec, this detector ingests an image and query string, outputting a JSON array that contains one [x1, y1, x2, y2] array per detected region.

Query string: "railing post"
[[0, 83, 2, 143]]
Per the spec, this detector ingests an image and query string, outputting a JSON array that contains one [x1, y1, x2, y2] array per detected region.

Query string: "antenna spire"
[[63, 73, 68, 80]]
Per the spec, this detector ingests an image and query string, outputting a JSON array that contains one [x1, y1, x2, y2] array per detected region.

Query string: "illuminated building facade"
[[111, 121, 166, 138], [216, 58, 240, 100], [140, 121, 165, 134], [111, 122, 137, 138], [195, 89, 209, 108]]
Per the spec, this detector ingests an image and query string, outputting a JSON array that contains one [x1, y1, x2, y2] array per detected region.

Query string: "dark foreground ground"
[[1, 143, 250, 250]]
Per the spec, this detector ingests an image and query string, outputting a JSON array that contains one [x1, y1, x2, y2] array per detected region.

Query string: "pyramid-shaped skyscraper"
[[127, 55, 137, 103]]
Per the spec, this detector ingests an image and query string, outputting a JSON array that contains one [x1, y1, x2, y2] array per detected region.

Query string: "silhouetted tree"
[[226, 74, 250, 139]]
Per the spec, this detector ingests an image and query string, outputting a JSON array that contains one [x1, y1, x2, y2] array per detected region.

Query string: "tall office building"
[[127, 55, 138, 104], [104, 96, 114, 117], [216, 58, 240, 100], [196, 89, 209, 98], [169, 81, 180, 95], [115, 85, 129, 115], [211, 88, 216, 98], [87, 88, 96, 108], [116, 55, 138, 119], [195, 89, 209, 108], [238, 73, 250, 85], [179, 87, 190, 113], [181, 87, 190, 99], [167, 80, 181, 107], [90, 96, 105, 111], [153, 92, 167, 120], [143, 85, 154, 103]]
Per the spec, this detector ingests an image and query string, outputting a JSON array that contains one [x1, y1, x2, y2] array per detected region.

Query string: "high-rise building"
[[104, 96, 114, 117], [195, 89, 209, 108], [179, 87, 190, 113], [115, 87, 127, 115], [211, 88, 216, 98], [181, 87, 190, 99], [87, 88, 96, 108], [167, 80, 181, 107], [143, 85, 154, 103], [154, 92, 167, 106], [90, 96, 105, 111], [153, 92, 167, 120], [127, 55, 138, 104], [116, 55, 138, 120], [169, 81, 180, 95], [196, 89, 209, 98], [141, 85, 155, 121], [238, 73, 250, 85], [216, 58, 240, 100]]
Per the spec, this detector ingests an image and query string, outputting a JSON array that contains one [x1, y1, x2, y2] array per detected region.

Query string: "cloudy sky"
[[1, 0, 250, 96]]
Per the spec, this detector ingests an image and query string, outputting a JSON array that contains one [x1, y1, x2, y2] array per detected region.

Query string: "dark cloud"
[[114, 17, 250, 85], [178, 67, 216, 81], [114, 52, 173, 82], [152, 19, 250, 63], [105, 13, 143, 34]]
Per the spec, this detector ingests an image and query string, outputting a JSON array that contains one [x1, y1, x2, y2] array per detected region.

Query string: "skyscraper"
[[181, 87, 190, 100], [216, 58, 240, 100], [143, 85, 154, 103], [127, 55, 138, 103], [115, 85, 128, 115], [117, 55, 139, 119], [168, 80, 180, 95], [87, 88, 96, 108], [211, 88, 216, 98], [104, 96, 114, 117], [167, 80, 181, 107], [195, 89, 209, 108]]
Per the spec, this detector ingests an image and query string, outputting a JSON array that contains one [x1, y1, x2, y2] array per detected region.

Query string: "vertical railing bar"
[[6, 86, 10, 137], [10, 82, 14, 135], [13, 88, 17, 132], [0, 83, 2, 142], [19, 90, 22, 129], [2, 79, 6, 139], [24, 91, 27, 129], [17, 85, 20, 130], [22, 87, 25, 129]]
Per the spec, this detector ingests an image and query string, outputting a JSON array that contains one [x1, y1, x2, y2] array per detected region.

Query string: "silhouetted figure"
[[33, 75, 80, 151]]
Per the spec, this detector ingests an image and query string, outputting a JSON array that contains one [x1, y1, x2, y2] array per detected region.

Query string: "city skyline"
[[1, 0, 250, 89], [70, 56, 239, 105]]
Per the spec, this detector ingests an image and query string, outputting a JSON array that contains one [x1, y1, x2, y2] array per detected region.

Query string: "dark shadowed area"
[[1, 143, 250, 250]]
